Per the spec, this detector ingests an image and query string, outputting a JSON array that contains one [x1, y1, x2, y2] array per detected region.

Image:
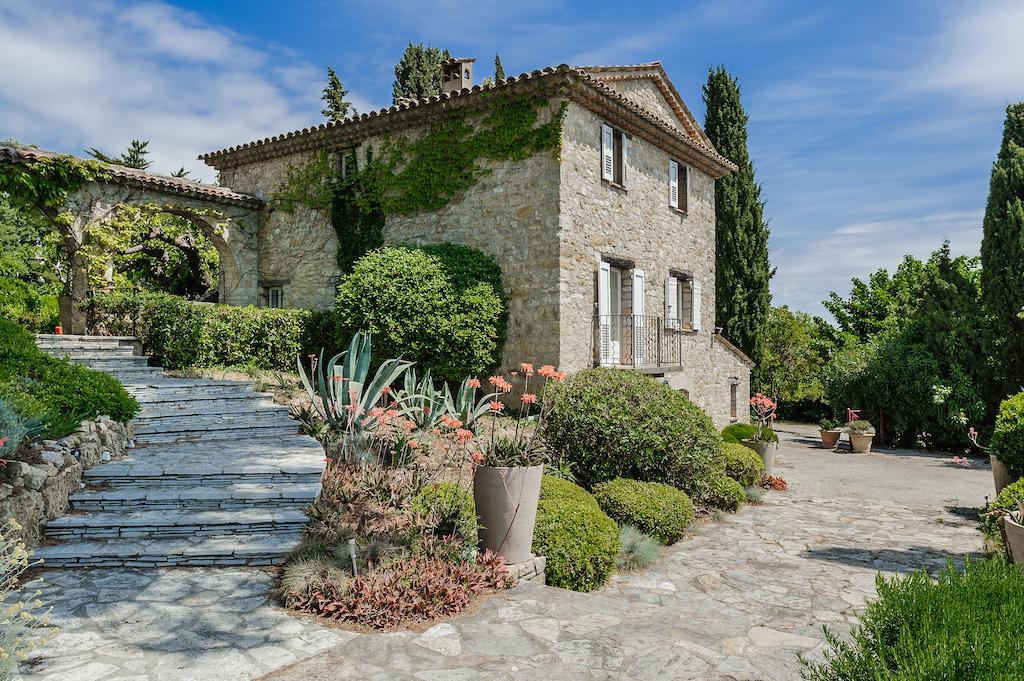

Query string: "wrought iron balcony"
[[593, 314, 688, 369]]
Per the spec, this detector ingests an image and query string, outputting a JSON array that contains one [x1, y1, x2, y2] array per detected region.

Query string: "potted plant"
[[472, 363, 563, 564], [818, 417, 841, 450], [743, 393, 779, 476], [846, 420, 875, 453], [1000, 502, 1024, 565]]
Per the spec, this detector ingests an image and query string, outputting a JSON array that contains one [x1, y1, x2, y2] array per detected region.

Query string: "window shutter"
[[621, 135, 629, 187], [681, 164, 689, 212], [601, 124, 614, 181], [598, 261, 611, 317], [669, 160, 679, 209], [632, 269, 645, 317], [691, 278, 702, 331], [665, 276, 678, 329]]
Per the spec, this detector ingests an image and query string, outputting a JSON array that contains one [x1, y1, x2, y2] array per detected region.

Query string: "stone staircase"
[[32, 334, 323, 568]]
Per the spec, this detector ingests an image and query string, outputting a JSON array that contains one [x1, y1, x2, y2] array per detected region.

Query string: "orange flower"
[[554, 371, 566, 382], [467, 378, 482, 388], [521, 393, 538, 404], [520, 362, 535, 374], [488, 400, 504, 413], [538, 364, 557, 378], [488, 375, 504, 387], [381, 386, 391, 395], [423, 405, 431, 415], [456, 428, 474, 442], [408, 440, 420, 449], [470, 451, 484, 463], [401, 419, 416, 431]]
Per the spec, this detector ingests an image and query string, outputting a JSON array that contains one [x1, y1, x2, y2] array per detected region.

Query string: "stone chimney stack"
[[441, 57, 475, 95]]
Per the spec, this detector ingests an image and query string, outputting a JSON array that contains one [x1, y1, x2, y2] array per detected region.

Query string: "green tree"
[[756, 306, 823, 406], [87, 139, 152, 170], [981, 102, 1024, 399], [494, 54, 506, 81], [321, 66, 354, 122], [392, 43, 450, 103], [702, 66, 772, 367], [824, 254, 926, 341]]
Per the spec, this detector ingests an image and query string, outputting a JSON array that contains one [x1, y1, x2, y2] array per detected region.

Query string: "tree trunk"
[[67, 246, 89, 334]]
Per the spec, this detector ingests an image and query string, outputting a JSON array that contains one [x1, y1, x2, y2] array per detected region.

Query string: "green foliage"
[[982, 477, 1024, 548], [86, 139, 152, 170], [543, 369, 723, 501], [801, 558, 1024, 680], [0, 196, 62, 282], [992, 393, 1024, 477], [719, 442, 765, 488], [721, 422, 778, 445], [334, 246, 505, 381], [981, 103, 1024, 399], [81, 291, 318, 371], [616, 524, 660, 572], [0, 151, 108, 216], [413, 483, 477, 546], [392, 43, 450, 102], [493, 54, 506, 81], [592, 478, 694, 545], [756, 306, 824, 406], [703, 66, 772, 368], [705, 475, 745, 512], [0, 277, 58, 333], [322, 66, 354, 122], [532, 476, 619, 592], [0, 319, 138, 431]]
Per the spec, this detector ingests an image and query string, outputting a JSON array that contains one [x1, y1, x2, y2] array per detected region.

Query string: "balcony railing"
[[593, 314, 687, 369]]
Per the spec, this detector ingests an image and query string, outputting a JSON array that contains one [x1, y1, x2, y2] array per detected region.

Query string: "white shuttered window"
[[601, 124, 614, 181], [669, 160, 679, 209], [691, 278, 702, 331]]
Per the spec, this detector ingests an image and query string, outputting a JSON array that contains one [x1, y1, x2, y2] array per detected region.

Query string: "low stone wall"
[[1, 417, 134, 546], [507, 555, 546, 585]]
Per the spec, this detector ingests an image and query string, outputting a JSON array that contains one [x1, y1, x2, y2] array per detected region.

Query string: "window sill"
[[670, 207, 689, 216], [603, 180, 627, 193]]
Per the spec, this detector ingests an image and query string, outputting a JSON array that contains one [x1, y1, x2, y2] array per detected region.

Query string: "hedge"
[[532, 476, 619, 592], [0, 277, 58, 333], [991, 392, 1024, 479], [0, 319, 138, 434], [719, 442, 765, 488], [334, 245, 505, 382], [802, 558, 1024, 680], [542, 369, 723, 500], [721, 422, 778, 445], [705, 475, 745, 512], [592, 478, 694, 545], [82, 291, 322, 371]]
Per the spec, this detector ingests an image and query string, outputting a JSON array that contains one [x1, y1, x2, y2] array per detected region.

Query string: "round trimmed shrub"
[[706, 475, 745, 512], [720, 442, 765, 488], [992, 393, 1024, 478], [334, 246, 505, 381], [721, 422, 778, 445], [982, 477, 1024, 549], [592, 478, 694, 545], [532, 475, 619, 592], [413, 482, 477, 545], [542, 368, 722, 500]]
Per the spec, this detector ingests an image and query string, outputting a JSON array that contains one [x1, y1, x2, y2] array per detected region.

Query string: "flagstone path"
[[17, 426, 990, 680]]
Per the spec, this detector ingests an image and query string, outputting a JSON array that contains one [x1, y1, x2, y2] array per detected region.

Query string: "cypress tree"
[[980, 103, 1024, 397], [494, 54, 506, 81], [702, 66, 773, 370], [322, 66, 354, 122], [392, 43, 450, 103]]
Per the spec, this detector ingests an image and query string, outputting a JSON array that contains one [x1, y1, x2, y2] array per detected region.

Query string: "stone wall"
[[557, 100, 749, 426], [218, 151, 340, 310], [1, 417, 134, 547]]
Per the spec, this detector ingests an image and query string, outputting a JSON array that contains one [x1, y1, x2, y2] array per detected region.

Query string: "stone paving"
[[17, 429, 989, 680]]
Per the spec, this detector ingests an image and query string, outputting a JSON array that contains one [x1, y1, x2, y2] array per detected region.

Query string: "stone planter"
[[819, 429, 841, 450], [742, 440, 777, 477], [849, 432, 874, 453], [1001, 512, 1024, 565], [991, 455, 1015, 495], [473, 464, 543, 564]]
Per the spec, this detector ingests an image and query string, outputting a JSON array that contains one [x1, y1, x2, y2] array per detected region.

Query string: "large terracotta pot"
[[473, 465, 543, 564], [743, 440, 777, 477], [849, 432, 874, 453], [991, 455, 1015, 495], [1001, 512, 1024, 565], [819, 429, 841, 450]]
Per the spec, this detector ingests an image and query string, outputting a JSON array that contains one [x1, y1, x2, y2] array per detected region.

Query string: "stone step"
[[136, 424, 302, 444], [33, 531, 301, 568], [43, 508, 308, 540], [63, 355, 153, 369], [133, 410, 297, 435], [70, 480, 320, 512], [138, 397, 278, 418], [124, 379, 259, 394], [42, 346, 138, 357], [85, 435, 324, 485]]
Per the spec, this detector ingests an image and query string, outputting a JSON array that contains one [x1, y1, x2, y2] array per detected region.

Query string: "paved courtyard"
[[17, 428, 990, 680]]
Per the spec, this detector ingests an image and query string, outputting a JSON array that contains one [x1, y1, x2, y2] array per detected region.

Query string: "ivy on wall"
[[271, 93, 568, 272], [0, 154, 109, 226]]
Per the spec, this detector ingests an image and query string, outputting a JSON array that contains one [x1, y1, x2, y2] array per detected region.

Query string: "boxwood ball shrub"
[[334, 245, 505, 382], [719, 442, 765, 488], [802, 558, 1024, 680], [991, 392, 1024, 478], [592, 478, 694, 545], [981, 477, 1024, 550], [705, 475, 745, 512], [721, 422, 778, 445], [532, 475, 619, 592], [542, 368, 722, 500]]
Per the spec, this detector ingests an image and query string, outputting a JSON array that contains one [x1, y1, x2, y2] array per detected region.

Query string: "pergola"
[[0, 145, 264, 333]]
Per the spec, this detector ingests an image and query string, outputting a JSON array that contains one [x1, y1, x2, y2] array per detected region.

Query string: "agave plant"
[[297, 331, 415, 462], [444, 377, 500, 430], [399, 368, 448, 430]]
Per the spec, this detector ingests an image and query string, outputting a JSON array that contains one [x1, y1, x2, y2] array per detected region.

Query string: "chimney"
[[441, 57, 475, 95]]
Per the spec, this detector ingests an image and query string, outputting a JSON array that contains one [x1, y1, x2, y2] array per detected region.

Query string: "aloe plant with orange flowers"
[[478, 363, 565, 468]]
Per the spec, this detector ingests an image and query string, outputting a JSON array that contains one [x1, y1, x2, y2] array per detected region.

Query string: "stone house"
[[201, 61, 752, 426]]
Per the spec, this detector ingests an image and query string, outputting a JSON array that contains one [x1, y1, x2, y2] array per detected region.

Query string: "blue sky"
[[1, 0, 1021, 315]]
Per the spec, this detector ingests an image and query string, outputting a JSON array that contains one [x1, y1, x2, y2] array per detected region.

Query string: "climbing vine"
[[0, 154, 109, 224], [271, 94, 568, 272]]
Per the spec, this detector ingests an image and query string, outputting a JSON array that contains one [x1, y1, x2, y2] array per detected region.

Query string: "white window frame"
[[601, 123, 628, 187], [262, 286, 284, 309], [670, 159, 690, 212]]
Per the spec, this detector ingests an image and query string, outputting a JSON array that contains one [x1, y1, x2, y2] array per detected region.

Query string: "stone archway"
[[1, 145, 265, 333]]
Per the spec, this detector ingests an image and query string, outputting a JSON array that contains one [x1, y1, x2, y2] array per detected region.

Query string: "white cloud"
[[0, 0, 354, 181]]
